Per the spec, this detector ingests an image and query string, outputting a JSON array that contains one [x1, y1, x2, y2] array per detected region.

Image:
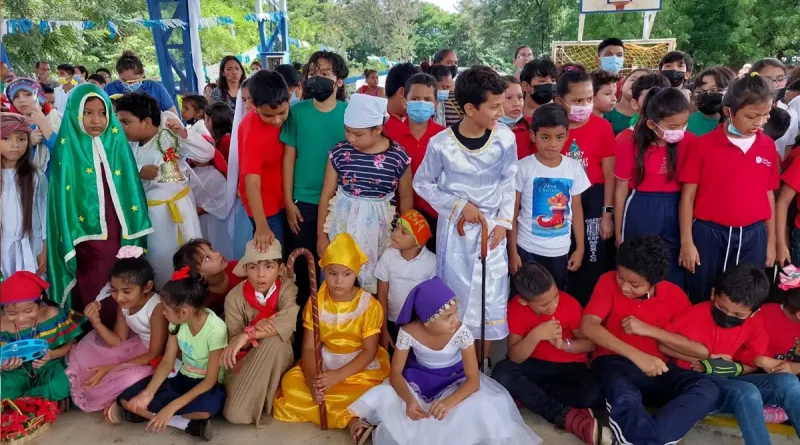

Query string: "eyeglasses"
[[694, 88, 726, 97], [763, 75, 788, 85], [516, 53, 534, 59]]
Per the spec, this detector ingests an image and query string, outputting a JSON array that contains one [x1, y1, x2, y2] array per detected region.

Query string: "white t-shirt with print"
[[373, 247, 437, 322], [515, 154, 591, 257]]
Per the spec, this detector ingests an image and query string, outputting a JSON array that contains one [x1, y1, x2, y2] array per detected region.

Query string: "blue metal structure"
[[145, 0, 197, 105]]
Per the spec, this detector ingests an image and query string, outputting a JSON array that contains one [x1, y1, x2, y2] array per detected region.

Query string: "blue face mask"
[[600, 56, 624, 74], [728, 122, 746, 137], [499, 114, 523, 126], [289, 91, 300, 106], [436, 89, 450, 102], [74, 75, 84, 83], [125, 81, 143, 93], [406, 101, 435, 123]]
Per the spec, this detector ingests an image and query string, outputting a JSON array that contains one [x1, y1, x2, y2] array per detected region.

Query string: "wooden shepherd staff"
[[287, 248, 328, 430], [457, 216, 489, 373]]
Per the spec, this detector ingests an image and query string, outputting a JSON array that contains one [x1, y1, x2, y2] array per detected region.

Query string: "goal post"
[[551, 38, 676, 73]]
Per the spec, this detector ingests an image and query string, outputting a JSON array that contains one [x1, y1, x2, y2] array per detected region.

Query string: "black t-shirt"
[[452, 123, 491, 150]]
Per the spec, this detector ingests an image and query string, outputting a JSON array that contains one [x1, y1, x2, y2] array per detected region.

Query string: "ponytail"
[[633, 87, 689, 187]]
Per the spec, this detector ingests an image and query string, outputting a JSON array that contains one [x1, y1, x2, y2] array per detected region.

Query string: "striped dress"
[[443, 91, 464, 127], [0, 308, 85, 401]]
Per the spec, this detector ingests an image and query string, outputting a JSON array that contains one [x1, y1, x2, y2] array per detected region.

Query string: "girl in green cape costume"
[[47, 84, 152, 326]]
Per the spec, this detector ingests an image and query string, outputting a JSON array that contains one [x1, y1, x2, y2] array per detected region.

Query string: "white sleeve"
[[178, 130, 215, 163], [494, 140, 519, 230], [193, 168, 228, 220], [571, 161, 592, 195], [413, 138, 467, 221], [373, 250, 392, 282], [396, 328, 414, 350]]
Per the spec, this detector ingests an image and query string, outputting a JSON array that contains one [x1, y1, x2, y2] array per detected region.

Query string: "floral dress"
[[323, 141, 409, 293]]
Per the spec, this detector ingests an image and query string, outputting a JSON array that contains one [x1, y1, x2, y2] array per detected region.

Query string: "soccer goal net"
[[551, 39, 676, 74]]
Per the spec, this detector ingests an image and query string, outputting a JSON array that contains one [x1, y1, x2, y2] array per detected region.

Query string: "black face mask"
[[661, 70, 686, 88], [696, 92, 724, 115], [531, 83, 557, 105], [306, 76, 335, 102], [711, 305, 746, 328], [448, 65, 459, 79]]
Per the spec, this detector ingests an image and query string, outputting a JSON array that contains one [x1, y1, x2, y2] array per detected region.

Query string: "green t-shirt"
[[604, 108, 635, 136], [280, 99, 347, 205], [170, 309, 228, 382], [687, 112, 720, 137]]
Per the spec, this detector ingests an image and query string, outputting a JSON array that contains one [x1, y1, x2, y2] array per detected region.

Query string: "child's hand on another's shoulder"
[[405, 399, 429, 421], [165, 118, 188, 139], [84, 301, 102, 326]]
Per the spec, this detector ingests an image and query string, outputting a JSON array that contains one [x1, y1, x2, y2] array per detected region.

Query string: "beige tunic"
[[222, 275, 299, 426]]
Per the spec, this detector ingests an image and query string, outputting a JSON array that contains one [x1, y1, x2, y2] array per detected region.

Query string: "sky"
[[423, 0, 458, 13]]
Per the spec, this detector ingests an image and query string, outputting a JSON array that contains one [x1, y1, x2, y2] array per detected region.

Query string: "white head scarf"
[[344, 93, 388, 128]]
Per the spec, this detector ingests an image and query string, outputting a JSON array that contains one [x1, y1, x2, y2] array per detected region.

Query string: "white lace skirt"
[[349, 375, 542, 445], [323, 188, 395, 294]]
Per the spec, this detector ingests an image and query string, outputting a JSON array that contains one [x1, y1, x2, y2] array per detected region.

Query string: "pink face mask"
[[656, 124, 686, 144], [567, 103, 593, 122]]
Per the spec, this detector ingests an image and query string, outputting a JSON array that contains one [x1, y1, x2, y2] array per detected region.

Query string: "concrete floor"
[[40, 409, 799, 445]]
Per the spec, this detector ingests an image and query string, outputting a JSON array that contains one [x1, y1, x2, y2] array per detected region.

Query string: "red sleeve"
[[614, 137, 635, 180], [666, 306, 709, 346], [769, 146, 781, 191], [218, 134, 231, 161], [599, 119, 616, 158], [676, 133, 697, 174], [735, 319, 770, 367], [782, 158, 800, 193], [213, 150, 228, 177], [241, 125, 268, 176], [507, 297, 530, 337], [563, 294, 584, 332], [584, 273, 615, 321], [679, 136, 704, 184], [668, 286, 692, 321]]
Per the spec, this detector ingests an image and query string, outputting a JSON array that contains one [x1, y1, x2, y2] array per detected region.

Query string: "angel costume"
[[47, 84, 152, 327], [412, 124, 518, 340], [131, 111, 214, 288], [349, 277, 541, 445], [190, 165, 233, 259]]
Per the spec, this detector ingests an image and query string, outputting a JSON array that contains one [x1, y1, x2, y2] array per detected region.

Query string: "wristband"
[[244, 326, 259, 348], [602, 206, 614, 214], [700, 358, 743, 378]]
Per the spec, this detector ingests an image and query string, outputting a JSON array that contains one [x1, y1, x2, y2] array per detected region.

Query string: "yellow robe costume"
[[272, 287, 390, 428]]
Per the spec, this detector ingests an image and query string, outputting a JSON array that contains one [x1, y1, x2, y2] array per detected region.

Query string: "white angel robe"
[[1, 169, 48, 278], [190, 165, 233, 259], [412, 125, 518, 340], [132, 111, 215, 288]]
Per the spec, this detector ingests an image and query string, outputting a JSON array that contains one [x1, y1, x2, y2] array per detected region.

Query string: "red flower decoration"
[[163, 147, 178, 163], [171, 266, 191, 281]]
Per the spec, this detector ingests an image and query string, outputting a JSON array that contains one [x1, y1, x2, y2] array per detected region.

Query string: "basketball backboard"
[[580, 0, 662, 13]]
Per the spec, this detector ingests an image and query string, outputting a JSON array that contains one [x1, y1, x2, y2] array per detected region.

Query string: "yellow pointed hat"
[[319, 233, 369, 273]]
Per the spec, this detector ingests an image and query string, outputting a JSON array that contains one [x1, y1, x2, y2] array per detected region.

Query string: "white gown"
[[132, 111, 215, 288], [1, 169, 48, 278], [412, 125, 518, 340], [190, 165, 233, 260], [349, 324, 541, 445]]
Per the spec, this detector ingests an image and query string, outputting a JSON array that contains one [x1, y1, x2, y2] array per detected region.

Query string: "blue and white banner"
[[2, 16, 235, 38]]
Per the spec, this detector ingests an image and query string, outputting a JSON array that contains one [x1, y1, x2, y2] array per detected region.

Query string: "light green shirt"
[[170, 309, 227, 382], [687, 112, 720, 137]]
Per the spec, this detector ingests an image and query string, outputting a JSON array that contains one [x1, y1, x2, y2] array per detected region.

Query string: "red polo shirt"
[[534, 114, 616, 185], [508, 292, 587, 363], [511, 121, 532, 159], [384, 117, 445, 217], [615, 127, 633, 144], [781, 159, 800, 229], [614, 133, 697, 192], [584, 272, 691, 360], [667, 301, 768, 369], [755, 303, 800, 361], [680, 127, 780, 227], [238, 111, 285, 218]]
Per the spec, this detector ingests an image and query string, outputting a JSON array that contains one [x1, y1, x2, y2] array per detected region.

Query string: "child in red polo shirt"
[[384, 73, 445, 252], [500, 76, 531, 159], [552, 67, 617, 306], [776, 145, 800, 266], [581, 236, 721, 445], [679, 73, 779, 304], [614, 87, 695, 288], [239, 71, 290, 252], [493, 264, 608, 445], [653, 265, 800, 445], [758, 268, 800, 368]]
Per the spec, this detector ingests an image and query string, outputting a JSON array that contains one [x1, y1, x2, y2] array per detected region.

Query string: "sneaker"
[[186, 419, 212, 441], [482, 358, 492, 376], [565, 408, 600, 445]]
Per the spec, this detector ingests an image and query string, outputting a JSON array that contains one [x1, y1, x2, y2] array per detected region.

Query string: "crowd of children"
[[3, 37, 800, 445]]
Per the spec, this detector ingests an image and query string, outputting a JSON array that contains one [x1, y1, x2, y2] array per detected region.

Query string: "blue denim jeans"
[[714, 373, 800, 444]]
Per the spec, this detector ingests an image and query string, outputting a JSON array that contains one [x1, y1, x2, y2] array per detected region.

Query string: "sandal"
[[349, 418, 374, 445], [105, 402, 123, 425]]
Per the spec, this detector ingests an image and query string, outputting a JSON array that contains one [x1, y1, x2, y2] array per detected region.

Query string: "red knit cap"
[[0, 272, 50, 305]]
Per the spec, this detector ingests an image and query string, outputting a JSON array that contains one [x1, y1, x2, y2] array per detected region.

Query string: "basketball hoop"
[[609, 0, 633, 10]]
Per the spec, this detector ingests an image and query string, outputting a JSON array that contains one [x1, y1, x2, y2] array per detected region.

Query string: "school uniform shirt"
[[238, 111, 284, 218], [280, 99, 347, 205], [614, 133, 697, 192], [687, 112, 719, 137], [510, 121, 532, 160], [372, 247, 437, 322], [584, 271, 692, 360], [780, 158, 800, 230], [754, 303, 800, 362], [105, 79, 176, 112], [171, 309, 228, 382], [604, 108, 634, 136], [679, 127, 780, 227], [515, 155, 590, 257], [507, 292, 587, 363], [534, 114, 616, 185], [667, 301, 768, 369], [384, 117, 445, 217], [615, 127, 634, 144]]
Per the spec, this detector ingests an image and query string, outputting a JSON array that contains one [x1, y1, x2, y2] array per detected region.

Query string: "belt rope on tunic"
[[287, 248, 327, 430], [147, 186, 190, 245], [457, 216, 488, 373]]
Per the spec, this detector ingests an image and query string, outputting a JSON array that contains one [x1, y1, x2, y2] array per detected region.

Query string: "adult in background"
[[104, 51, 177, 114], [36, 61, 58, 89], [210, 56, 246, 117], [74, 65, 89, 84], [250, 60, 262, 73], [513, 46, 534, 80], [359, 69, 385, 97]]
